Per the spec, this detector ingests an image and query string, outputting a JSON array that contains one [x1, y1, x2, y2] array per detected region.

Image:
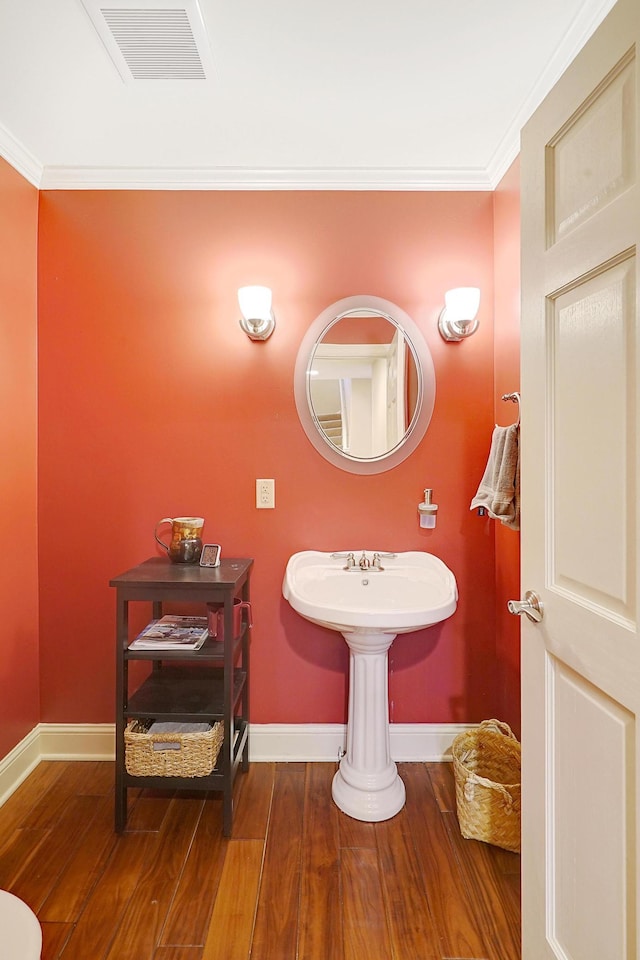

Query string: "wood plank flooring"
[[0, 760, 520, 959]]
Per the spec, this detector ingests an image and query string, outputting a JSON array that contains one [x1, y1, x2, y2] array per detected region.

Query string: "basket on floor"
[[124, 719, 224, 778], [451, 719, 521, 853]]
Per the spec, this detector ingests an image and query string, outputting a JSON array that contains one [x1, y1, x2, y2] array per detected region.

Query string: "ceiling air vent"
[[80, 0, 214, 81]]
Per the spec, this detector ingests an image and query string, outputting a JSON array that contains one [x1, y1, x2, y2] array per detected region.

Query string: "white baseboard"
[[247, 722, 472, 762], [0, 723, 117, 807], [0, 721, 474, 806], [36, 723, 117, 761], [0, 727, 41, 807]]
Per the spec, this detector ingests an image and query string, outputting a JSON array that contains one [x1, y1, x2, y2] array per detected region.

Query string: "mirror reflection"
[[308, 311, 419, 459], [294, 296, 435, 476]]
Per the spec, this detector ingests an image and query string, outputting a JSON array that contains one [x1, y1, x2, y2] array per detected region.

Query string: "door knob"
[[507, 590, 543, 623]]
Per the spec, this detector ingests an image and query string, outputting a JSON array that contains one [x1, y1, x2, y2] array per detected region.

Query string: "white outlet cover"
[[256, 479, 275, 509]]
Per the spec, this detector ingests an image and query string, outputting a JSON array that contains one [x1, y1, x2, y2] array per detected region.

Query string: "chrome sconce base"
[[437, 310, 480, 342], [238, 312, 276, 341]]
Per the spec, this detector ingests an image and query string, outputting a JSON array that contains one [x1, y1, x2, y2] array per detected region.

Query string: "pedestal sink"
[[282, 550, 458, 821]]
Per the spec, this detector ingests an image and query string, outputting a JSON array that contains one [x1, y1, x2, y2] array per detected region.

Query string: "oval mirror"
[[294, 295, 436, 475]]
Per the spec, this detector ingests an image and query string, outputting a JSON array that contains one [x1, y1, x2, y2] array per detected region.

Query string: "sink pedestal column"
[[332, 630, 405, 821]]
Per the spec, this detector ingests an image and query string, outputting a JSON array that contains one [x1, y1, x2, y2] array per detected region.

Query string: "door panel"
[[549, 50, 635, 243], [551, 255, 635, 619], [520, 0, 639, 956], [548, 657, 634, 960]]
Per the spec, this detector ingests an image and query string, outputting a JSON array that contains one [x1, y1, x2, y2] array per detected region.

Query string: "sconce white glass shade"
[[438, 286, 481, 341], [238, 285, 276, 341]]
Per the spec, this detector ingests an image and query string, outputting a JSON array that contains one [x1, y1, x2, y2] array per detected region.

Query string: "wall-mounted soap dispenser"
[[418, 488, 438, 528]]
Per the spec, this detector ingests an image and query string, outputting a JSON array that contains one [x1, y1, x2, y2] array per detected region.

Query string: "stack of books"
[[129, 615, 210, 651]]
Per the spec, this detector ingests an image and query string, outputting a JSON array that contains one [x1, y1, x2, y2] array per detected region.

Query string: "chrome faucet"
[[372, 551, 397, 571], [330, 550, 397, 571], [331, 551, 355, 570]]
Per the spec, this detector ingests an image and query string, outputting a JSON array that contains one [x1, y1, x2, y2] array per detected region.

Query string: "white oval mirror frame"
[[294, 295, 436, 475]]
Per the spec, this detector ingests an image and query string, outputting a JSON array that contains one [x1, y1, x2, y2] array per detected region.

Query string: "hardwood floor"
[[0, 760, 520, 959]]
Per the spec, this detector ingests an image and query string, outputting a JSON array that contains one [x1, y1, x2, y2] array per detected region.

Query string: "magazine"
[[129, 615, 210, 651]]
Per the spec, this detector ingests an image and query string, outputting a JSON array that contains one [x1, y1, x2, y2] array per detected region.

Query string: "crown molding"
[[38, 163, 495, 191], [486, 0, 617, 189], [0, 124, 42, 188], [486, 137, 521, 190], [0, 0, 617, 194]]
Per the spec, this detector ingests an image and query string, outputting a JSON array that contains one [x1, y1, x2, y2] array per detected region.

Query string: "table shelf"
[[126, 665, 247, 719]]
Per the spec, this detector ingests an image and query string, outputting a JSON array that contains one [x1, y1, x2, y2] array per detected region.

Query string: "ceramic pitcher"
[[154, 516, 204, 563]]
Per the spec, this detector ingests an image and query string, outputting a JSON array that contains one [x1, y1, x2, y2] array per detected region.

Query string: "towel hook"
[[501, 391, 520, 426]]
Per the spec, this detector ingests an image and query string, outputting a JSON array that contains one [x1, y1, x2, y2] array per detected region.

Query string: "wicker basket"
[[451, 719, 521, 853], [125, 719, 224, 778]]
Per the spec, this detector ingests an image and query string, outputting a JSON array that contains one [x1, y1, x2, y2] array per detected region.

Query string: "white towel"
[[470, 424, 520, 531]]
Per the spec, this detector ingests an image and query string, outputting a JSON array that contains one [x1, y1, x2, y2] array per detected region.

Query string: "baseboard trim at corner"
[[0, 723, 115, 807], [0, 727, 41, 807], [0, 721, 475, 806]]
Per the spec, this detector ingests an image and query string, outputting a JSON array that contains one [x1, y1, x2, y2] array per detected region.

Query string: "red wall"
[[37, 190, 501, 726], [0, 158, 39, 756], [493, 159, 522, 734]]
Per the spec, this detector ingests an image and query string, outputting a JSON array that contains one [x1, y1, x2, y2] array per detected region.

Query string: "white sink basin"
[[283, 549, 458, 634], [283, 549, 458, 824]]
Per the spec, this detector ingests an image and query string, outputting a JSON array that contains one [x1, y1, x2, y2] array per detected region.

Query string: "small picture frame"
[[199, 543, 221, 567]]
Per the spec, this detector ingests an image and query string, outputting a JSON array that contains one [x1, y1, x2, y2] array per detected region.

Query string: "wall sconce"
[[238, 286, 276, 341], [438, 287, 481, 342]]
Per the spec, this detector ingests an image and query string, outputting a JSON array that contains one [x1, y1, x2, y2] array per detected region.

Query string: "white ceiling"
[[0, 0, 617, 190]]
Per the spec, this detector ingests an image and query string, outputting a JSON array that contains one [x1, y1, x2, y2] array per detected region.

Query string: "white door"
[[520, 0, 639, 956]]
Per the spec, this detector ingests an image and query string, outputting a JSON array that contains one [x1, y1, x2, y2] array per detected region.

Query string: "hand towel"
[[470, 423, 520, 531]]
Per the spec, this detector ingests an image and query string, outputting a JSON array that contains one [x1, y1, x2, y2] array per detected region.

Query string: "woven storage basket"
[[125, 719, 224, 778], [451, 719, 521, 853]]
